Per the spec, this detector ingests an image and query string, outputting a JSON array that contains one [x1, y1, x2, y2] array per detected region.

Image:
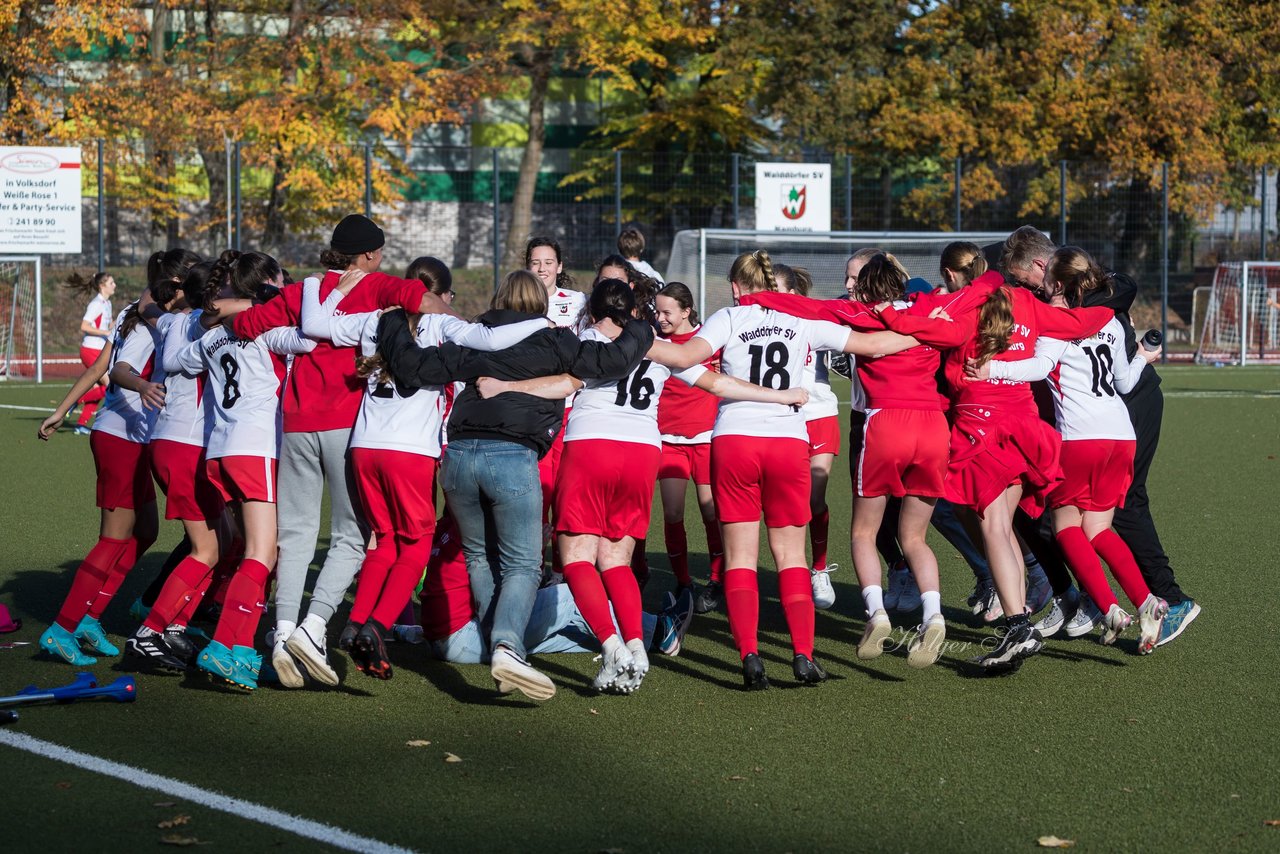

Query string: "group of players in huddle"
[[34, 217, 1200, 699]]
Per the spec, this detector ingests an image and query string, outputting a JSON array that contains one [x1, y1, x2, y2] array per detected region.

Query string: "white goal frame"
[[1194, 261, 1280, 366], [0, 255, 43, 382]]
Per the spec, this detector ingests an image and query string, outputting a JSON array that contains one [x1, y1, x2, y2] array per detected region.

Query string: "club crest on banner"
[[781, 185, 807, 220]]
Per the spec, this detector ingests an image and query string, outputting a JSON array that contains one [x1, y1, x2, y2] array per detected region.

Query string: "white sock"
[[135, 626, 158, 638], [165, 624, 184, 634], [921, 591, 942, 622], [862, 585, 884, 617], [275, 620, 297, 644]]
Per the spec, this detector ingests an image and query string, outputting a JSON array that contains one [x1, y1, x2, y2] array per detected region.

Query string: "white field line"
[[0, 730, 417, 854], [0, 403, 54, 412]]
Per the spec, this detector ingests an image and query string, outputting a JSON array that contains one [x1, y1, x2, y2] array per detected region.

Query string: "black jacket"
[[377, 308, 654, 458], [1082, 271, 1159, 399]]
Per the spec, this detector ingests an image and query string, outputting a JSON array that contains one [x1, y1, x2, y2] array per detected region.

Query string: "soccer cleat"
[[978, 621, 1043, 670], [792, 654, 828, 684], [982, 587, 1005, 623], [1065, 593, 1102, 638], [128, 597, 150, 623], [617, 639, 649, 694], [967, 581, 993, 616], [1025, 567, 1053, 616], [811, 564, 837, 611], [592, 636, 635, 693], [491, 646, 556, 701], [741, 652, 769, 691], [125, 631, 188, 673], [907, 615, 947, 669], [337, 620, 360, 652], [656, 589, 695, 657], [74, 616, 120, 656], [1156, 600, 1201, 647], [285, 624, 340, 686], [1136, 595, 1169, 654], [1034, 589, 1078, 639], [39, 623, 97, 666], [196, 640, 238, 683], [355, 620, 393, 680], [694, 580, 722, 614], [857, 609, 892, 660], [271, 634, 305, 689], [1099, 604, 1132, 646], [164, 628, 197, 668], [229, 645, 262, 691]]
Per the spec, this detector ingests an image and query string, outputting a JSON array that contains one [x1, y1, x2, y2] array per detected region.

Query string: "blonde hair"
[[492, 270, 549, 315], [1001, 225, 1056, 274], [729, 249, 777, 295], [940, 241, 988, 288], [976, 287, 1015, 365], [855, 253, 908, 303], [1046, 246, 1112, 307]]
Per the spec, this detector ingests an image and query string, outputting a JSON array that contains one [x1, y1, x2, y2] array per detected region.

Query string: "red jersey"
[[655, 326, 720, 441], [232, 271, 426, 433]]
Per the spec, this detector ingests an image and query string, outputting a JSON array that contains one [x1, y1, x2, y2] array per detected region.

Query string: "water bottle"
[[1142, 329, 1162, 348]]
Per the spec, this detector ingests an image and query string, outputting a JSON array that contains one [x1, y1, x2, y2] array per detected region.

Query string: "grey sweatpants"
[[273, 428, 367, 626]]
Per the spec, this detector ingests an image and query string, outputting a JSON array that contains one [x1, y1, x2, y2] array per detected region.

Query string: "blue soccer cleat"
[[75, 616, 120, 656], [230, 645, 262, 691], [196, 640, 237, 683], [39, 623, 97, 666]]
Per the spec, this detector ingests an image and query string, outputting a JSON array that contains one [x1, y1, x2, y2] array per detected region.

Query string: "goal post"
[[666, 229, 1018, 320], [1194, 261, 1280, 366], [0, 256, 42, 382]]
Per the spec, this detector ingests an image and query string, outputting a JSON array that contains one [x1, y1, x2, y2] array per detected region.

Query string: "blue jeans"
[[931, 498, 992, 585], [441, 439, 543, 658]]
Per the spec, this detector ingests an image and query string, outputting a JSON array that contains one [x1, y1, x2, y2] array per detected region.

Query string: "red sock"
[[1090, 529, 1151, 608], [810, 508, 830, 572], [724, 568, 760, 658], [706, 520, 725, 583], [349, 536, 398, 625], [664, 521, 691, 586], [601, 565, 644, 643], [1055, 527, 1118, 612], [778, 566, 815, 658], [55, 536, 129, 630], [87, 535, 146, 619], [77, 389, 104, 426], [213, 559, 271, 648], [174, 570, 215, 626], [370, 537, 431, 628], [144, 557, 212, 632], [562, 560, 617, 643]]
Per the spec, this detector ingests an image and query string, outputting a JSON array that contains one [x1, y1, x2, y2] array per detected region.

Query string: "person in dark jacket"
[[376, 271, 654, 700]]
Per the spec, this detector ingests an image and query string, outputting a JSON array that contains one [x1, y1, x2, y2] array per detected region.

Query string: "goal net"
[[666, 229, 1017, 319], [0, 257, 43, 381], [1194, 262, 1280, 365]]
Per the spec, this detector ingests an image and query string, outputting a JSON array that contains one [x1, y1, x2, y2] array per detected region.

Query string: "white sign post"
[[754, 162, 831, 232], [0, 146, 82, 254]]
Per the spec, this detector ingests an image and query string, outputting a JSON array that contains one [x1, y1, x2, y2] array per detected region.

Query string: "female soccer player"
[[648, 250, 917, 689], [69, 271, 115, 433], [969, 247, 1168, 652]]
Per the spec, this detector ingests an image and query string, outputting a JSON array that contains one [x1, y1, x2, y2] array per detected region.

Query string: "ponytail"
[[940, 241, 988, 289], [65, 270, 110, 299], [588, 278, 636, 327], [729, 248, 777, 294], [976, 287, 1015, 365], [203, 249, 240, 312]]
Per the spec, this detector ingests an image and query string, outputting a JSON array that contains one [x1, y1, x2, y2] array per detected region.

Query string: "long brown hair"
[[855, 253, 908, 303], [975, 287, 1015, 365], [940, 241, 988, 289], [1047, 246, 1112, 307]]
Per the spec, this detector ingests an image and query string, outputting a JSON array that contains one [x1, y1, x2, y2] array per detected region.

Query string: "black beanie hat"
[[330, 214, 385, 255]]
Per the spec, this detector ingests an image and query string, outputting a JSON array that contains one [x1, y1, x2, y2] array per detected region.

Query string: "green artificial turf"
[[0, 367, 1277, 853]]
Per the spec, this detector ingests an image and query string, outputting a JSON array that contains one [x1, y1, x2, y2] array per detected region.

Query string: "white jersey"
[[81, 294, 112, 351], [849, 367, 868, 413], [546, 288, 587, 329], [564, 327, 706, 448], [170, 324, 314, 460], [800, 349, 840, 421], [302, 279, 546, 457], [694, 305, 849, 441], [989, 317, 1143, 441], [629, 259, 664, 285], [93, 306, 164, 444], [152, 311, 210, 447]]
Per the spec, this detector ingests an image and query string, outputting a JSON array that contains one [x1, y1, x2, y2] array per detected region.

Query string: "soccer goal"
[[666, 229, 1016, 320], [0, 256, 43, 382], [1194, 262, 1280, 365]]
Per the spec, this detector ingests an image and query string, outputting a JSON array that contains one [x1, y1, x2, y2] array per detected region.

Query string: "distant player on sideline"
[[618, 226, 665, 285]]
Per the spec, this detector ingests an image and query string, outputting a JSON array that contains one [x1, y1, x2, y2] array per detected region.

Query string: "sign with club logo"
[[756, 163, 830, 232]]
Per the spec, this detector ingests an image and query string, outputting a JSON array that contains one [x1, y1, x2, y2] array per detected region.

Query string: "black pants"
[[1014, 509, 1074, 595], [848, 409, 904, 567], [1113, 383, 1186, 604]]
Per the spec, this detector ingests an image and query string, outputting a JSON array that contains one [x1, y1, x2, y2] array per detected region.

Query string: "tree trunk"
[[197, 142, 228, 252], [502, 50, 552, 271], [146, 2, 172, 248], [261, 0, 306, 254]]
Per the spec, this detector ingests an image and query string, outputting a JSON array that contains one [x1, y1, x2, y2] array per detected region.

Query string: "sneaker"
[[1156, 600, 1201, 647], [981, 587, 1004, 623], [1034, 589, 1079, 639], [741, 652, 769, 691], [792, 654, 827, 684], [1136, 595, 1169, 654], [39, 623, 96, 665], [617, 639, 649, 694], [592, 636, 635, 693], [694, 580, 722, 614], [978, 621, 1043, 670], [491, 645, 556, 701], [1025, 567, 1053, 616], [655, 589, 695, 657], [271, 635, 305, 689], [907, 615, 947, 668], [128, 597, 150, 623], [74, 616, 119, 656], [1099, 603, 1132, 646], [967, 581, 993, 616], [197, 640, 238, 683], [896, 566, 922, 612], [857, 609, 892, 660], [337, 620, 360, 652], [811, 564, 837, 611], [285, 624, 340, 686], [1065, 593, 1102, 638], [125, 631, 188, 672], [72, 424, 91, 436], [355, 620, 393, 680], [392, 624, 425, 644], [884, 563, 908, 611], [229, 645, 261, 691]]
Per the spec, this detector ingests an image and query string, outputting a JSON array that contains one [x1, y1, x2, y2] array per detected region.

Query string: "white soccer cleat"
[[1099, 603, 1132, 646], [592, 635, 635, 693], [811, 564, 837, 610], [1137, 595, 1169, 655], [857, 609, 892, 660], [617, 639, 650, 694]]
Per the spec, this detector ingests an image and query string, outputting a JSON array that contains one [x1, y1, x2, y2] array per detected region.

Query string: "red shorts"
[[555, 439, 660, 540], [857, 409, 948, 498], [710, 434, 811, 528], [805, 416, 842, 458], [90, 431, 155, 510], [945, 407, 1062, 518], [79, 345, 103, 369], [538, 408, 571, 522], [658, 442, 711, 485], [352, 448, 439, 541], [205, 456, 278, 504], [1051, 439, 1136, 511], [150, 439, 224, 522]]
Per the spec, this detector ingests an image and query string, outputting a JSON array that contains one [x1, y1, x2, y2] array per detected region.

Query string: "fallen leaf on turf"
[[1036, 836, 1075, 848], [727, 775, 745, 781], [589, 708, 599, 715], [158, 815, 191, 829], [1121, 787, 1133, 793], [1263, 820, 1280, 827], [153, 802, 176, 808], [406, 740, 431, 748], [753, 766, 763, 773], [55, 782, 71, 790], [444, 752, 462, 763], [159, 834, 208, 847], [1126, 717, 1139, 724]]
